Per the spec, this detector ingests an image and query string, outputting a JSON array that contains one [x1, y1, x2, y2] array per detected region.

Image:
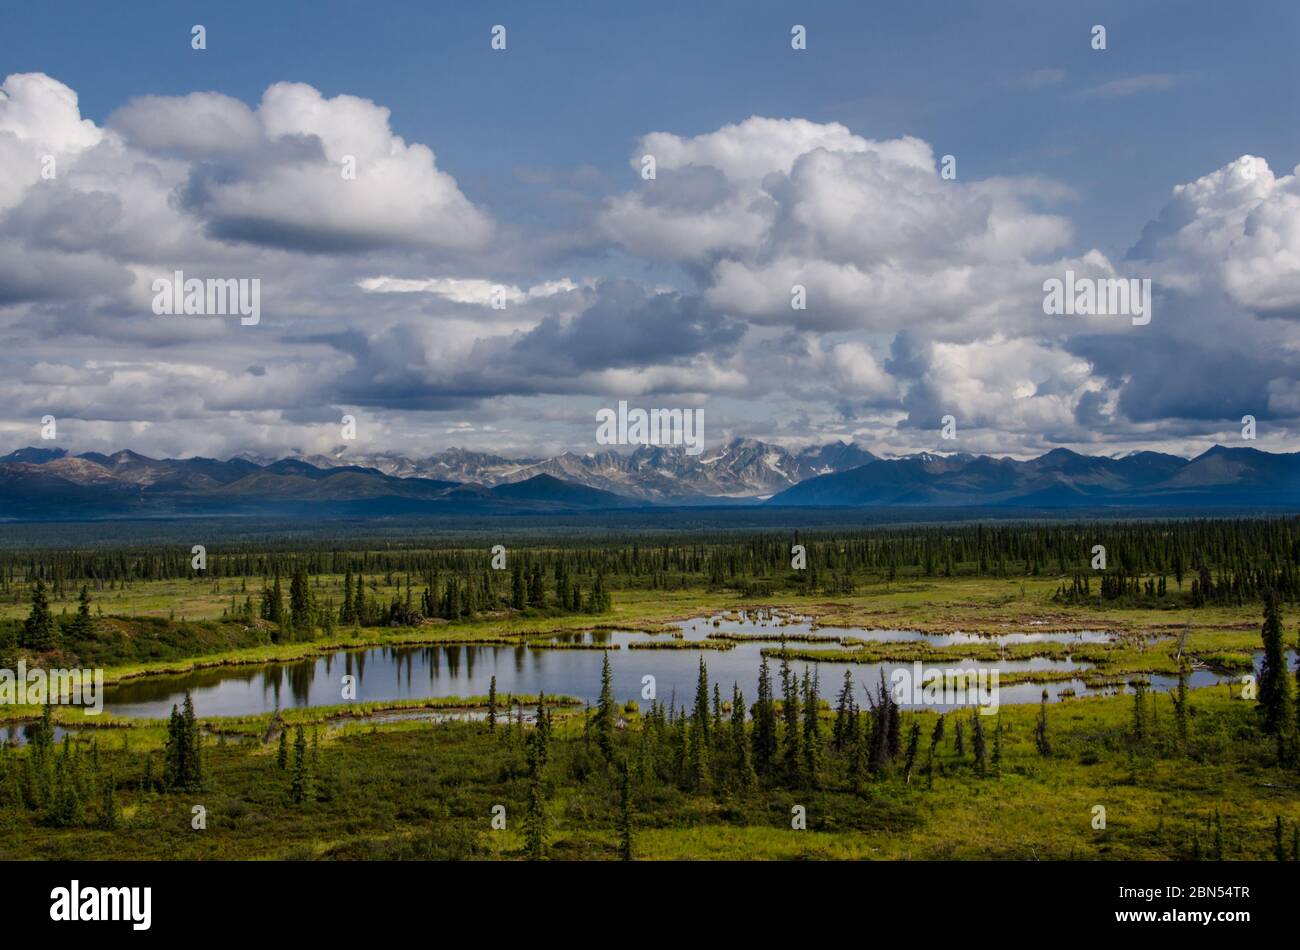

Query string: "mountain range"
[[234, 438, 878, 503], [0, 441, 1296, 521]]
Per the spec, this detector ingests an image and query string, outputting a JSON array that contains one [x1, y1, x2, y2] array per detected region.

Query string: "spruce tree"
[[688, 659, 711, 789], [291, 724, 308, 804], [69, 586, 95, 641], [926, 715, 945, 790], [511, 564, 526, 610], [354, 574, 366, 625], [752, 655, 777, 777], [802, 668, 820, 788], [596, 654, 616, 759], [181, 692, 202, 791], [617, 760, 634, 861], [341, 569, 354, 624], [1258, 592, 1295, 761], [527, 564, 545, 608], [1034, 690, 1051, 756], [902, 719, 921, 784], [524, 721, 548, 860], [779, 646, 801, 783], [972, 714, 988, 776], [1132, 679, 1149, 746], [21, 578, 57, 651], [289, 567, 314, 637], [488, 675, 498, 732], [1173, 665, 1190, 752], [731, 683, 755, 789], [833, 670, 856, 752]]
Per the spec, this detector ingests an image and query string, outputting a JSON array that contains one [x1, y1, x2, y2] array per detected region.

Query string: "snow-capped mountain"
[[274, 438, 877, 502]]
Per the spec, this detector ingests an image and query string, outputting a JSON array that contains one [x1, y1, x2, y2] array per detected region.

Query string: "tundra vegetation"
[[0, 517, 1298, 860]]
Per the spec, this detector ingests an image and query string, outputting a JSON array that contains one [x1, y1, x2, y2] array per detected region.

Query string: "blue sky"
[[9, 0, 1297, 258], [1, 1, 1299, 460]]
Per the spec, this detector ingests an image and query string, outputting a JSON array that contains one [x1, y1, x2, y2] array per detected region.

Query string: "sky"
[[1, 0, 1299, 462]]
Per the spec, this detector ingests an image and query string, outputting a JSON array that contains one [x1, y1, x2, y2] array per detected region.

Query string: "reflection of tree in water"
[[107, 664, 268, 704], [285, 660, 317, 705], [262, 666, 282, 710]]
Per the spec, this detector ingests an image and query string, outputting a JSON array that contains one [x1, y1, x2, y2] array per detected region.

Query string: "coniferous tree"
[[21, 578, 57, 650], [354, 574, 366, 626], [596, 654, 616, 759], [902, 719, 922, 784], [1035, 690, 1052, 756], [833, 670, 857, 752], [1173, 664, 1191, 752], [277, 728, 288, 770], [291, 724, 308, 804], [488, 675, 498, 732], [524, 715, 549, 860], [1258, 592, 1294, 758], [511, 564, 527, 610], [730, 683, 755, 789], [1132, 679, 1149, 746], [98, 773, 120, 830], [925, 715, 945, 789], [341, 569, 354, 624], [692, 658, 711, 745], [182, 693, 202, 790], [752, 655, 778, 777], [688, 659, 711, 789], [802, 668, 820, 787], [617, 760, 634, 861], [779, 646, 801, 783], [69, 586, 95, 641], [289, 567, 314, 637], [972, 714, 988, 776], [528, 564, 545, 608]]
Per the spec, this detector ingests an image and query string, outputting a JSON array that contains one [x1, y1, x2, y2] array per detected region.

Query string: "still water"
[[95, 611, 1238, 720]]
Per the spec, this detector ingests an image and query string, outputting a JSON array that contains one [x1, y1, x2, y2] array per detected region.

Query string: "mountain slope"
[[767, 446, 1300, 508], [289, 438, 876, 502]]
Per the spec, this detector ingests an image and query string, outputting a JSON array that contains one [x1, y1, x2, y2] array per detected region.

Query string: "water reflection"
[[95, 611, 1257, 720]]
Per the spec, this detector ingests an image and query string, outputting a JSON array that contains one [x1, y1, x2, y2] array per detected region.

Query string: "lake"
[[93, 610, 1238, 720]]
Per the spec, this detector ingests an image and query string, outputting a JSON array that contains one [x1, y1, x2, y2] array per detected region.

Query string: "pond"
[[90, 610, 1241, 721]]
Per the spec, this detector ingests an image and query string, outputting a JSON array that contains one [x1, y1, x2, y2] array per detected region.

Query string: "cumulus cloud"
[[601, 116, 1075, 338], [116, 83, 492, 253], [1, 75, 1298, 460]]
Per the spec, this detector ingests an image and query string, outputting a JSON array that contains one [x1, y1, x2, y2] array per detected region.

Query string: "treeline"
[[1055, 561, 1300, 607], [225, 562, 612, 641], [6, 518, 1298, 598]]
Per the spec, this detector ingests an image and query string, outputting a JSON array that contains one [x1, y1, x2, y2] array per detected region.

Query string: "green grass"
[[2, 683, 1294, 861]]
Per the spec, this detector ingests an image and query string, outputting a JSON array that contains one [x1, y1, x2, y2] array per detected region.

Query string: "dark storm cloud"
[[503, 280, 746, 375]]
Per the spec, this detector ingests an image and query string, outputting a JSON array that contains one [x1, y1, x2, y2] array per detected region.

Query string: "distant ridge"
[[1, 442, 1297, 521], [766, 445, 1300, 508]]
